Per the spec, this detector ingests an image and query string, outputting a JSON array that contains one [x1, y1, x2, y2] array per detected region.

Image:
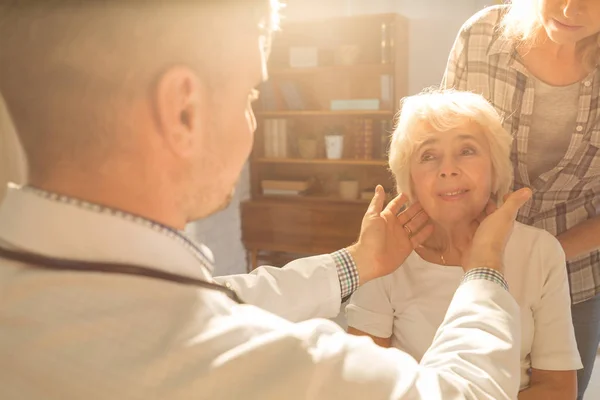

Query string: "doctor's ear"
[[180, 110, 191, 129]]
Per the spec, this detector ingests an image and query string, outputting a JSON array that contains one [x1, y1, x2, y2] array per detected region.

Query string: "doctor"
[[0, 1, 528, 399]]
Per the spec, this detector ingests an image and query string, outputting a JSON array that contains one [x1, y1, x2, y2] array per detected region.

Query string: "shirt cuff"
[[331, 248, 360, 300], [462, 267, 509, 291]]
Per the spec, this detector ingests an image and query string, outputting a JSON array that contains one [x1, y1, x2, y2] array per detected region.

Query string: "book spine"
[[354, 118, 364, 159], [364, 119, 373, 160], [264, 119, 273, 158], [277, 119, 288, 158], [272, 119, 279, 158]]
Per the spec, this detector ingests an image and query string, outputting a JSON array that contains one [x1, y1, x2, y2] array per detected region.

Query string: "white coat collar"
[[0, 184, 215, 280]]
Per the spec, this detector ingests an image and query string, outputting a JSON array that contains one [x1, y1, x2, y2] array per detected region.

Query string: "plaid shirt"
[[442, 5, 600, 304]]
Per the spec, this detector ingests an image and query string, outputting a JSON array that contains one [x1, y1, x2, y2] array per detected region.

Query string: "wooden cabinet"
[[242, 13, 408, 270], [242, 199, 367, 268]]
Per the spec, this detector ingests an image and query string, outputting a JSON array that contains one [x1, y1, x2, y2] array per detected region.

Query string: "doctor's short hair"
[[0, 0, 281, 181], [388, 88, 513, 205]]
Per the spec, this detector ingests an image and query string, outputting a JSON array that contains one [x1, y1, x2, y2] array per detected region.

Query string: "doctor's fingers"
[[399, 207, 430, 239], [475, 200, 498, 225], [397, 202, 427, 225], [381, 192, 409, 219]]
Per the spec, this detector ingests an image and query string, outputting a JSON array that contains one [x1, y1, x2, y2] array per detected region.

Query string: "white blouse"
[[347, 222, 583, 390]]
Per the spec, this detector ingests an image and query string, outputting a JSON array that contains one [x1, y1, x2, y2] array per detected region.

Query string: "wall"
[[285, 0, 498, 93], [185, 165, 251, 276]]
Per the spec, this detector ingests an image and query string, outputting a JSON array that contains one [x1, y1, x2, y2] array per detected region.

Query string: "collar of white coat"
[[0, 183, 215, 280]]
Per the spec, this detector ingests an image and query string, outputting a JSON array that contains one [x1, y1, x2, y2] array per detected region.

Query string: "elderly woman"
[[442, 2, 600, 398], [346, 89, 582, 398]]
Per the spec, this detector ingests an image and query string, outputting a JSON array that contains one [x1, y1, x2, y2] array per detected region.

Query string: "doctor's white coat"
[[0, 186, 521, 399]]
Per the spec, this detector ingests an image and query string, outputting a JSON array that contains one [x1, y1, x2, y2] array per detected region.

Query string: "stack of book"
[[354, 118, 374, 159], [261, 180, 310, 197], [263, 119, 288, 158]]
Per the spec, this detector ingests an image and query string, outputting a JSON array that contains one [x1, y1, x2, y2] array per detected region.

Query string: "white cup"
[[325, 135, 344, 159]]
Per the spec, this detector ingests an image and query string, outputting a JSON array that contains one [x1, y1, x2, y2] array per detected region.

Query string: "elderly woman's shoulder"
[[510, 222, 564, 256], [460, 4, 508, 34]]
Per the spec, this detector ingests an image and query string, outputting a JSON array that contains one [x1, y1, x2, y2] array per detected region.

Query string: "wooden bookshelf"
[[269, 63, 395, 76], [256, 110, 394, 117], [254, 157, 388, 166], [256, 195, 371, 204], [241, 13, 408, 270]]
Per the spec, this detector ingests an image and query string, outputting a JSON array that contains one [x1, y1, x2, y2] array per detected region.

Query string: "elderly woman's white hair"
[[500, 0, 600, 71], [388, 88, 513, 205]]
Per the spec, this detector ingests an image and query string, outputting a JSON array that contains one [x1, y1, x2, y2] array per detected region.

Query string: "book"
[[261, 179, 309, 192], [279, 81, 305, 110], [354, 118, 374, 159], [263, 119, 288, 158], [263, 189, 303, 196], [330, 99, 380, 111]]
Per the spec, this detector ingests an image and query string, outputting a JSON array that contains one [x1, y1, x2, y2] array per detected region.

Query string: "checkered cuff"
[[331, 248, 360, 299], [462, 268, 509, 291]]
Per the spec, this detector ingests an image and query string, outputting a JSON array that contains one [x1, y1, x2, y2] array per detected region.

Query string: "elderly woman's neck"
[[426, 221, 476, 252]]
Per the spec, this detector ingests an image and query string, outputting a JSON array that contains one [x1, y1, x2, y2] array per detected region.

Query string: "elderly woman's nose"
[[438, 157, 460, 178]]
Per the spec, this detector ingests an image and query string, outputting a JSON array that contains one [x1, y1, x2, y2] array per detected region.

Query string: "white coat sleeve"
[[203, 279, 521, 400], [214, 254, 342, 322]]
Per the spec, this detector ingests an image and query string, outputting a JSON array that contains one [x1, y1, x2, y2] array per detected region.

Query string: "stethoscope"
[[0, 246, 244, 304]]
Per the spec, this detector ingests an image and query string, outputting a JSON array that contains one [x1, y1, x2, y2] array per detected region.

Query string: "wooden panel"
[[241, 200, 367, 255]]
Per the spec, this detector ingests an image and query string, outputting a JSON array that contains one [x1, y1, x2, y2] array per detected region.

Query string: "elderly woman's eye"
[[421, 153, 435, 162], [461, 147, 476, 156]]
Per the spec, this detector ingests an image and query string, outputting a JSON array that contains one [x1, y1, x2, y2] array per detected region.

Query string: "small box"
[[289, 47, 318, 68], [262, 180, 310, 192]]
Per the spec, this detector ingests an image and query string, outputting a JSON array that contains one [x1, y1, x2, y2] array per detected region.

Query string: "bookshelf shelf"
[[254, 157, 387, 166], [256, 195, 371, 205], [269, 63, 395, 76], [242, 13, 408, 270], [256, 110, 394, 117]]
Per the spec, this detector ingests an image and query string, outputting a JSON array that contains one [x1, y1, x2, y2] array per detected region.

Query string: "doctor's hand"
[[460, 188, 532, 273], [347, 185, 434, 285]]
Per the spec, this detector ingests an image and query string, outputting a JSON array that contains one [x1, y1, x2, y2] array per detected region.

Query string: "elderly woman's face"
[[538, 0, 600, 44], [410, 121, 493, 226]]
